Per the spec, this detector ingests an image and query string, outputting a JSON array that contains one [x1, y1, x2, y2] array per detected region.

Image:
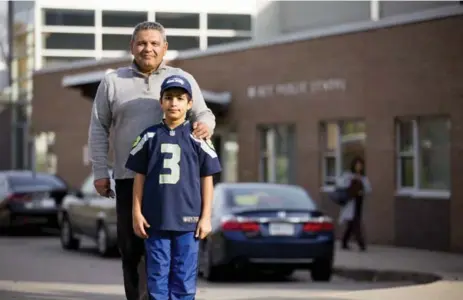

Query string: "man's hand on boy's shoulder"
[[195, 217, 212, 240], [192, 122, 211, 139]]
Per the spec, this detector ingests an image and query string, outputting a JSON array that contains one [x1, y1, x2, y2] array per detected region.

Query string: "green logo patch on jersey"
[[132, 136, 141, 148]]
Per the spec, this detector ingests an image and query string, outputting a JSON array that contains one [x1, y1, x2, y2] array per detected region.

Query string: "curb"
[[333, 267, 442, 284]]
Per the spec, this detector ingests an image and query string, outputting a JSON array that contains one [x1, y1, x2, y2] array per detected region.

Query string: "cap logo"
[[166, 77, 185, 85]]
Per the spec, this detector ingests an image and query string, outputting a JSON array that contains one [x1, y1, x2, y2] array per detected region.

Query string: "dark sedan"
[[198, 183, 335, 282], [0, 170, 68, 229]]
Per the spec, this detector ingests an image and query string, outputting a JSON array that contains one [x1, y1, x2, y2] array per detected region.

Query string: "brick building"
[[32, 7, 463, 252]]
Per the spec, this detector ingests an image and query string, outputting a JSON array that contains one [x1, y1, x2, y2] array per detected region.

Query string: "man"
[[88, 21, 215, 300]]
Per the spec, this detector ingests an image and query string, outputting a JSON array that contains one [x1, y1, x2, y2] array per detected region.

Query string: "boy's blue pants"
[[145, 231, 199, 300]]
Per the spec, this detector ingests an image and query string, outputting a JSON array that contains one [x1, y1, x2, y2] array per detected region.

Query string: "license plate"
[[269, 223, 295, 236], [40, 199, 56, 208], [25, 199, 56, 209]]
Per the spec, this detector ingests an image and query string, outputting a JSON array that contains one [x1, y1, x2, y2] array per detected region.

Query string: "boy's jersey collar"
[[160, 120, 191, 135]]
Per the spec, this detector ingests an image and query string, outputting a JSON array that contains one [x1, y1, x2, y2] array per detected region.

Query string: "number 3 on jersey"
[[160, 143, 181, 184]]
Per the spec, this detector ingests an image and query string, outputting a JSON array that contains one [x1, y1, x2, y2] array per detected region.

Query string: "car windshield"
[[8, 174, 67, 190], [226, 185, 317, 211]]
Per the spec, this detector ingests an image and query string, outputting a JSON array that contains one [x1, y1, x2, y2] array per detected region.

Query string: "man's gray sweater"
[[88, 62, 216, 181]]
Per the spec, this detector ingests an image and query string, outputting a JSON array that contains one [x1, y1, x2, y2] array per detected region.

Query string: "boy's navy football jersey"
[[125, 121, 222, 232]]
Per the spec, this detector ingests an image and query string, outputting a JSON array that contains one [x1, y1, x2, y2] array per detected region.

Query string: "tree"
[[0, 1, 8, 66], [0, 1, 10, 96]]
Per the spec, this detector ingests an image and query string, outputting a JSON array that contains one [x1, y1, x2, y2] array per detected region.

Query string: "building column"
[[238, 121, 257, 182], [364, 116, 395, 244]]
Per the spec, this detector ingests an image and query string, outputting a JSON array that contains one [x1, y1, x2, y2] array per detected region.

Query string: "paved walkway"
[[334, 242, 463, 280], [1, 240, 462, 299]]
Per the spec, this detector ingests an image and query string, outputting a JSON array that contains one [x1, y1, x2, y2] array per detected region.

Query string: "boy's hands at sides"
[[195, 217, 212, 239], [133, 212, 150, 239]]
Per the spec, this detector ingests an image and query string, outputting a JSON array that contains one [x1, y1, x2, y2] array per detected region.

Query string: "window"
[[207, 36, 250, 47], [167, 36, 200, 51], [43, 9, 95, 26], [155, 13, 200, 29], [34, 132, 57, 174], [102, 11, 147, 27], [396, 117, 450, 192], [222, 131, 239, 183], [207, 14, 252, 31], [320, 120, 366, 186], [102, 34, 131, 51], [43, 33, 95, 50], [259, 125, 296, 184]]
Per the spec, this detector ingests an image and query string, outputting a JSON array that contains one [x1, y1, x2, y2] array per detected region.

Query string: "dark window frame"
[[102, 11, 148, 27], [43, 8, 95, 27], [207, 13, 252, 31], [155, 12, 200, 29], [102, 34, 132, 51], [43, 32, 95, 50], [166, 35, 200, 51]]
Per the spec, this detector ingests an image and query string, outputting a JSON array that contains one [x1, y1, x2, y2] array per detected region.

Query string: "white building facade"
[[255, 0, 459, 41], [8, 0, 256, 169], [5, 0, 460, 170]]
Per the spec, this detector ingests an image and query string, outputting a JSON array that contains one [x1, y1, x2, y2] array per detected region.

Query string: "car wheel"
[[200, 241, 221, 282], [310, 258, 333, 282], [97, 224, 117, 257], [60, 217, 80, 250]]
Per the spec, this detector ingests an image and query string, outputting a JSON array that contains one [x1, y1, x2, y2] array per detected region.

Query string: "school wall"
[[171, 15, 463, 252], [31, 15, 463, 252], [32, 60, 128, 187]]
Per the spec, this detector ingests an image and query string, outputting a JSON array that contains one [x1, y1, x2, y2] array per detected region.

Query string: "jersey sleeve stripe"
[[130, 132, 155, 155], [189, 134, 217, 158]]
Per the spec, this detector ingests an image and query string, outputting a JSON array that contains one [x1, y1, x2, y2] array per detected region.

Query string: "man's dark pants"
[[115, 179, 148, 300]]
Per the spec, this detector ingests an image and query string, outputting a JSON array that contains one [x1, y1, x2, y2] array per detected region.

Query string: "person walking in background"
[[337, 157, 371, 251], [88, 21, 216, 300]]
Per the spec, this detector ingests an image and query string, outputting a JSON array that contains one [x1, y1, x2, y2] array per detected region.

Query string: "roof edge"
[[61, 69, 114, 87], [35, 5, 463, 76], [177, 4, 463, 60], [61, 69, 231, 104], [35, 57, 130, 76]]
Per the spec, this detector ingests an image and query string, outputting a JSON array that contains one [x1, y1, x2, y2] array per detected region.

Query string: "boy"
[[125, 75, 222, 300]]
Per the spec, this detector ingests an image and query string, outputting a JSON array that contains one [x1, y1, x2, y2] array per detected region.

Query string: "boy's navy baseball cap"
[[160, 75, 192, 98]]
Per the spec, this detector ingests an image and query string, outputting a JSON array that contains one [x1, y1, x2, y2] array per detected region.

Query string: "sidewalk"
[[334, 242, 463, 280]]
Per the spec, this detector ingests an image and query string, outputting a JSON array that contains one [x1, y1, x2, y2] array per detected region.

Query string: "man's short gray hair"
[[131, 21, 167, 42]]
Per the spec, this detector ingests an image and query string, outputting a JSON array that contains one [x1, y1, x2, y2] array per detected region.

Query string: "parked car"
[[58, 172, 118, 257], [198, 182, 335, 282], [0, 170, 68, 229]]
